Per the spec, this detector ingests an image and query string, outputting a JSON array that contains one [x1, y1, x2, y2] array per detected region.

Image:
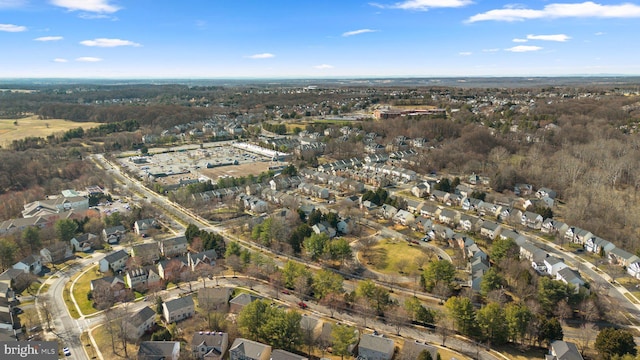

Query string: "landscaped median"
[[65, 264, 101, 318]]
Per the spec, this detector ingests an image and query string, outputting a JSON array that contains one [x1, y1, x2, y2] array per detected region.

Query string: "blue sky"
[[1, 0, 640, 78]]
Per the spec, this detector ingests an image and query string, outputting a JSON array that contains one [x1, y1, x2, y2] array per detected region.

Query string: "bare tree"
[[436, 311, 453, 347], [386, 304, 410, 335], [37, 295, 54, 331]]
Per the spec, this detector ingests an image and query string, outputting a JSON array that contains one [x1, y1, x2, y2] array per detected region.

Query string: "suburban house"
[[197, 287, 232, 311], [138, 341, 180, 360], [99, 250, 129, 273], [192, 331, 229, 360], [134, 218, 159, 236], [411, 183, 430, 198], [311, 223, 336, 238], [462, 197, 483, 211], [627, 262, 640, 279], [90, 275, 126, 298], [458, 214, 478, 232], [229, 338, 271, 360], [103, 225, 126, 244], [125, 266, 162, 289], [336, 218, 353, 234], [477, 202, 501, 218], [71, 233, 99, 252], [12, 254, 42, 275], [537, 187, 557, 199], [158, 257, 189, 280], [131, 243, 162, 264], [520, 242, 547, 262], [541, 219, 569, 236], [438, 209, 458, 226], [564, 227, 593, 245], [419, 203, 440, 218], [402, 340, 438, 360], [380, 204, 398, 219], [163, 295, 195, 323], [160, 236, 189, 258], [270, 349, 308, 360], [544, 256, 568, 277], [521, 211, 544, 229], [556, 268, 586, 293], [414, 216, 433, 232], [188, 250, 217, 271], [357, 333, 395, 360], [124, 306, 156, 339], [229, 293, 262, 314], [585, 237, 615, 255], [430, 190, 450, 204], [546, 340, 583, 360], [403, 199, 421, 214], [608, 248, 640, 268], [480, 221, 502, 240], [40, 242, 73, 264], [392, 210, 415, 226]]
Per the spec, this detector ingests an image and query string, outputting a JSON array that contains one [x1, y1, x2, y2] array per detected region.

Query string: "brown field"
[[0, 116, 102, 147], [199, 161, 276, 179]]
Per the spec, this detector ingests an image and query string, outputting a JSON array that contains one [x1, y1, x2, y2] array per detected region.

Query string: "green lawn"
[[366, 238, 430, 276], [63, 285, 80, 319], [71, 265, 101, 317]]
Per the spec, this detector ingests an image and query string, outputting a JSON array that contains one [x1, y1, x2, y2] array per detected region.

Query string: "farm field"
[[0, 116, 101, 147]]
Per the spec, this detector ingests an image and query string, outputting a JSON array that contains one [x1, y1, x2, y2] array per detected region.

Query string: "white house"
[[544, 256, 568, 277], [99, 250, 129, 273], [12, 254, 42, 275], [163, 295, 195, 323]]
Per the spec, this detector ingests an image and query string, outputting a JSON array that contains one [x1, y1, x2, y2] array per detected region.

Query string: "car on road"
[[63, 347, 71, 356], [281, 289, 290, 295], [298, 301, 308, 309], [12, 306, 23, 314]]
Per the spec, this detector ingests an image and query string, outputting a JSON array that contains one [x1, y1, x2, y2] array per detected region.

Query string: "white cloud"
[[77, 13, 114, 20], [245, 53, 275, 59], [458, 51, 472, 56], [512, 38, 528, 43], [467, 1, 640, 22], [76, 57, 102, 62], [505, 45, 543, 52], [53, 58, 68, 63], [0, 0, 27, 9], [595, 31, 605, 35], [371, 0, 473, 11], [527, 34, 571, 42], [314, 64, 334, 69], [482, 48, 500, 52], [342, 29, 378, 37], [0, 24, 27, 32], [80, 38, 141, 47], [34, 36, 64, 42], [50, 0, 120, 13]]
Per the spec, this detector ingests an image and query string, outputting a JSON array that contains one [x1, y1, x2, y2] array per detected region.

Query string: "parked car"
[[298, 302, 308, 309], [63, 347, 71, 357]]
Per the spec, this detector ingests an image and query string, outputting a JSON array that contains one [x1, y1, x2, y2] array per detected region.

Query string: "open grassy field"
[[363, 238, 431, 276], [0, 116, 101, 147], [70, 265, 101, 317]]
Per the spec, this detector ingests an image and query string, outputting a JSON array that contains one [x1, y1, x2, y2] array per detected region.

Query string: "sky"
[[1, 0, 640, 78]]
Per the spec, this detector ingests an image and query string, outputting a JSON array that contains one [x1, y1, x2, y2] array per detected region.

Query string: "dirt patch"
[[199, 161, 275, 179]]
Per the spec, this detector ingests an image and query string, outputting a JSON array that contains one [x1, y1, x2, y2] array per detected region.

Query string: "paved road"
[[39, 253, 105, 360]]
